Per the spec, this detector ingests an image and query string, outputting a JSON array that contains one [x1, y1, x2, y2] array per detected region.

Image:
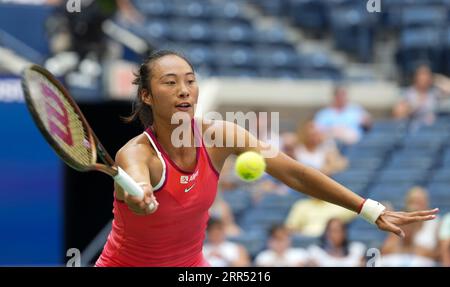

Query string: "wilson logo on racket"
[[41, 83, 73, 146]]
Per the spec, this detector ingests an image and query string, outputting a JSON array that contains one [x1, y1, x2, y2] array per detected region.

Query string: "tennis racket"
[[21, 64, 155, 211]]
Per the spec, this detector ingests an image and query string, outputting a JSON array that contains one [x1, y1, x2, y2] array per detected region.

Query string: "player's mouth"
[[175, 102, 192, 111]]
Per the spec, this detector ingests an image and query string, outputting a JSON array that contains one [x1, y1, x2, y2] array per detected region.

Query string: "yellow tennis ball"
[[235, 151, 266, 182]]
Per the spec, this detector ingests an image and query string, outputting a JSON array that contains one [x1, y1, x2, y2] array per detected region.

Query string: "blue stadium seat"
[[257, 194, 299, 211], [298, 52, 342, 77], [370, 120, 408, 135], [173, 1, 213, 20], [212, 45, 258, 68], [376, 169, 428, 185], [430, 168, 450, 183], [348, 157, 383, 172], [386, 156, 434, 170], [259, 68, 301, 79], [368, 182, 414, 197], [177, 45, 214, 67], [214, 67, 260, 78], [169, 20, 213, 43], [291, 234, 319, 249], [289, 0, 328, 31], [332, 170, 375, 186], [254, 25, 292, 48], [443, 150, 450, 167], [212, 22, 255, 45], [227, 231, 267, 258], [255, 46, 300, 69], [348, 218, 387, 248], [239, 208, 287, 232], [133, 0, 174, 17], [400, 6, 446, 27], [221, 189, 252, 217], [356, 134, 400, 149], [210, 2, 246, 21]]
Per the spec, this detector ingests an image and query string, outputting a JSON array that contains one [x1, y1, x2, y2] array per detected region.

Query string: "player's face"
[[146, 55, 199, 123]]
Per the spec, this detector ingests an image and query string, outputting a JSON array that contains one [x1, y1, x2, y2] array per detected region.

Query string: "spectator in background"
[[203, 218, 250, 267], [314, 85, 371, 145], [209, 157, 244, 236], [308, 218, 366, 267], [380, 222, 437, 267], [285, 196, 356, 237], [280, 132, 298, 159], [393, 64, 450, 132], [209, 194, 242, 237], [295, 119, 348, 176], [438, 213, 450, 266], [254, 224, 309, 267], [380, 187, 439, 266]]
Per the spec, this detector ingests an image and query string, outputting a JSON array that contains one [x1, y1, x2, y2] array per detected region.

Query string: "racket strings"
[[26, 70, 94, 168]]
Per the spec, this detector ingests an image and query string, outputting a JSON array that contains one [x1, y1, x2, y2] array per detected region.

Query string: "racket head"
[[21, 64, 100, 172]]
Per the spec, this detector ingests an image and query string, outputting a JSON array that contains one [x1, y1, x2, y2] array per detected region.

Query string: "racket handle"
[[113, 167, 156, 211]]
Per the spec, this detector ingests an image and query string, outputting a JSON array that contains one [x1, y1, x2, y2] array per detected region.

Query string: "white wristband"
[[359, 199, 386, 225]]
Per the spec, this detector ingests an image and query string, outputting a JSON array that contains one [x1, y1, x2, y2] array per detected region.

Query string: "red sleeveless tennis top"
[[96, 119, 219, 266]]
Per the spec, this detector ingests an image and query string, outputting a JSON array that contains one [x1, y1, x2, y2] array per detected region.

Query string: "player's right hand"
[[124, 182, 159, 215]]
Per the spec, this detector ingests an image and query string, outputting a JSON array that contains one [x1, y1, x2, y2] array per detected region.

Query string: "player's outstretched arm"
[[115, 143, 159, 215], [226, 121, 438, 237]]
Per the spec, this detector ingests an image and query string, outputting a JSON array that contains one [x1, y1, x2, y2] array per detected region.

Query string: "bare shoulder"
[[115, 133, 157, 166]]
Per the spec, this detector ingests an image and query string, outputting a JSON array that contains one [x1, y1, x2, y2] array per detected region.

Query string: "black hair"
[[268, 224, 287, 238], [123, 49, 195, 128], [319, 218, 349, 256], [206, 217, 224, 232]]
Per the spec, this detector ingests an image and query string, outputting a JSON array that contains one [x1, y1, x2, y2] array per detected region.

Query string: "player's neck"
[[151, 120, 196, 155]]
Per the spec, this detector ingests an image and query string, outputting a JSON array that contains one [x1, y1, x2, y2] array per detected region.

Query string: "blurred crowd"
[[205, 64, 450, 267]]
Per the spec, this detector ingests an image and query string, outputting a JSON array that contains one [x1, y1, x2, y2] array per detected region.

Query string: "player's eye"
[[187, 79, 196, 85], [165, 81, 176, 85]]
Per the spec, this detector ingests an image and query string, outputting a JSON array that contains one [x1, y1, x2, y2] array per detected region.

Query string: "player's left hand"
[[375, 208, 439, 238]]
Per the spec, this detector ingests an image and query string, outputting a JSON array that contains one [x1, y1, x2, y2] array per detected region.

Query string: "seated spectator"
[[203, 218, 250, 267], [280, 132, 298, 159], [314, 85, 371, 145], [380, 222, 437, 267], [254, 224, 309, 267], [439, 213, 450, 267], [393, 64, 450, 132], [285, 197, 356, 237], [308, 218, 366, 267], [295, 119, 348, 176], [209, 194, 242, 237], [380, 187, 439, 266]]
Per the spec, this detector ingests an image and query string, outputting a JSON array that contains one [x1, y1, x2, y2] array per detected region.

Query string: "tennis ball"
[[235, 151, 266, 182]]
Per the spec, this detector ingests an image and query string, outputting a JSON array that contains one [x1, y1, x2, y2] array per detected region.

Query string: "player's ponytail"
[[124, 50, 195, 128]]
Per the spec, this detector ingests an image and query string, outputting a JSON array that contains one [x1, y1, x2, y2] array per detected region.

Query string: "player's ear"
[[141, 89, 153, 106]]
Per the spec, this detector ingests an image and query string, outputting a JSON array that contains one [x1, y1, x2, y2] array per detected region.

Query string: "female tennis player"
[[95, 50, 438, 267]]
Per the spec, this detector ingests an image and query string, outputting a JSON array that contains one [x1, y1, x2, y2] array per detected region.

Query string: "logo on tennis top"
[[184, 184, 195, 193], [180, 170, 199, 184]]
